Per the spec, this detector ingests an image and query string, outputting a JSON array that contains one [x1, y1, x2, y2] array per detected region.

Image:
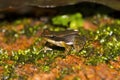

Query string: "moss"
[[0, 13, 120, 79], [52, 13, 84, 30]]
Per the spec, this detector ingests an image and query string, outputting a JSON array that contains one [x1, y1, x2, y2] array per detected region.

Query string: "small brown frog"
[[42, 30, 86, 53]]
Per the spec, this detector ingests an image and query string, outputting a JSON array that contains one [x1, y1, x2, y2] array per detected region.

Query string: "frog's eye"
[[47, 35, 55, 38], [49, 35, 55, 38]]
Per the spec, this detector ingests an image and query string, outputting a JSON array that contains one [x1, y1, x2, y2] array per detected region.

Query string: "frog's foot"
[[64, 46, 72, 55]]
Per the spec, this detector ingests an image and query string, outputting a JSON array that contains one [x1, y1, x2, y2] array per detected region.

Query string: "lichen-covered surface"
[[0, 12, 120, 80]]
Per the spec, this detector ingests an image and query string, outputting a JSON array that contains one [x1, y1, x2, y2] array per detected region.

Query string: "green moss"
[[0, 13, 120, 79], [52, 13, 84, 30]]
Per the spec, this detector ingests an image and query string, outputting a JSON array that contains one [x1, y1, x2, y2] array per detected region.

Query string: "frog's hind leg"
[[73, 36, 86, 52], [60, 41, 72, 55]]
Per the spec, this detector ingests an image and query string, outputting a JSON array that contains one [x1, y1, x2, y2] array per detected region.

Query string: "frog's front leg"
[[60, 41, 72, 54], [73, 35, 86, 52], [41, 38, 53, 52]]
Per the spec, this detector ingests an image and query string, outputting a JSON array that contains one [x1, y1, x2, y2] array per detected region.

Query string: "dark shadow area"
[[0, 2, 120, 21], [55, 2, 120, 18]]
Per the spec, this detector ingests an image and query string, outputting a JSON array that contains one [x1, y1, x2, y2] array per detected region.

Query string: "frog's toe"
[[43, 46, 53, 52]]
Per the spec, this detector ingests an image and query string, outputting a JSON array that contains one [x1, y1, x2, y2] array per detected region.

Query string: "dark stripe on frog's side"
[[44, 34, 79, 44]]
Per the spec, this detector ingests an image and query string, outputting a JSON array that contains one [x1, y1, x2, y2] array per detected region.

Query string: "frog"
[[42, 30, 86, 53]]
